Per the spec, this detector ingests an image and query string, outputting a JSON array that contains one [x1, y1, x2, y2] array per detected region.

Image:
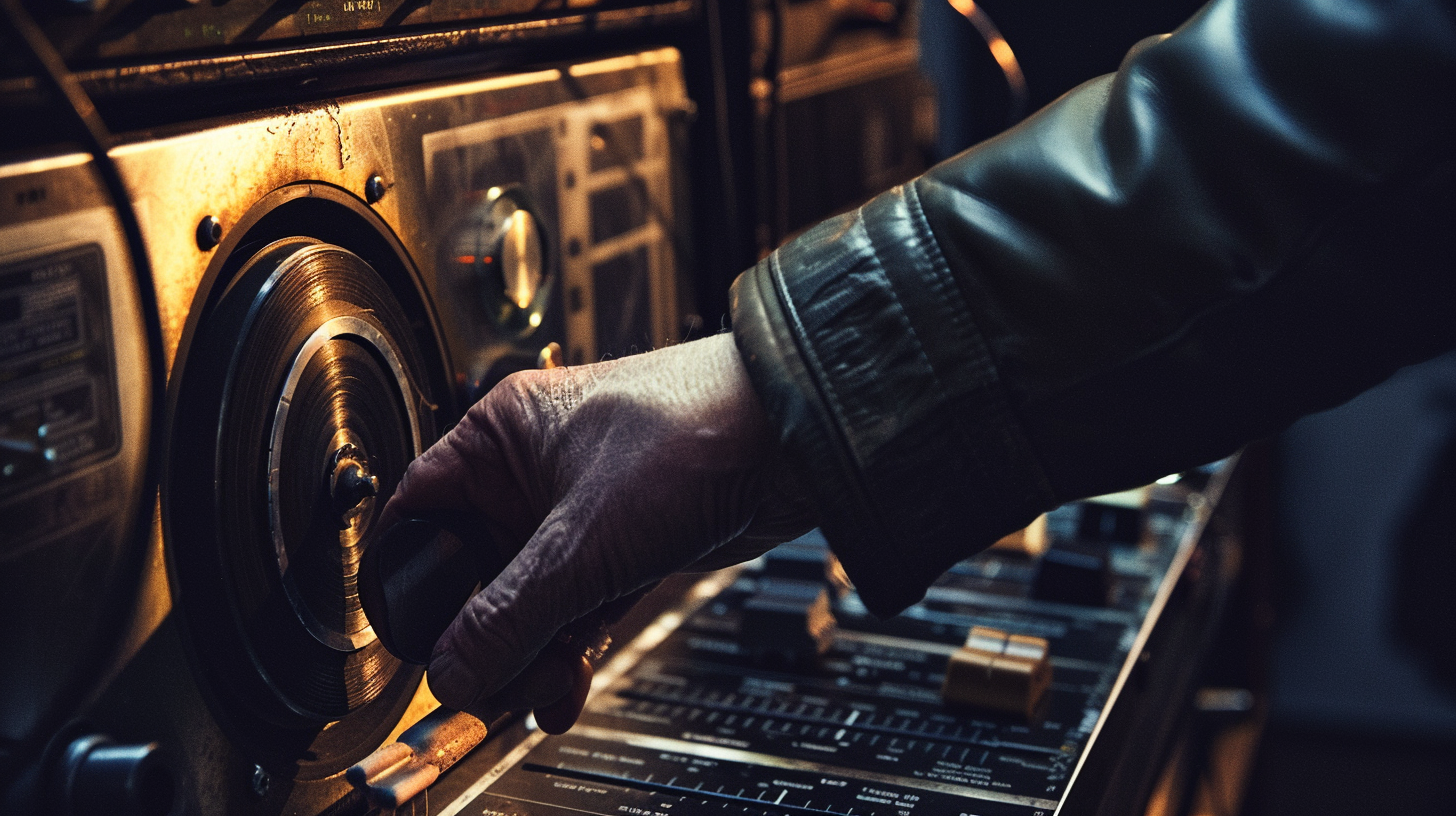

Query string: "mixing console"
[[429, 466, 1233, 816]]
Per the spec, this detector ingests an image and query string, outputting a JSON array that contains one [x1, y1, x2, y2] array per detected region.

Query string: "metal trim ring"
[[267, 303, 424, 653]]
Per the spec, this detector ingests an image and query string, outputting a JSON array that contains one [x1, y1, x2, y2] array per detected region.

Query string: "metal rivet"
[[196, 215, 222, 250], [365, 175, 386, 204]]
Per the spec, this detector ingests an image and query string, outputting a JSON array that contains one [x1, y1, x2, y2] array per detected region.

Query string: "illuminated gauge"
[[440, 186, 551, 337]]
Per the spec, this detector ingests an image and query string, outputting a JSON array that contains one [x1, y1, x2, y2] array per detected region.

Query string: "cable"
[[945, 0, 1028, 125]]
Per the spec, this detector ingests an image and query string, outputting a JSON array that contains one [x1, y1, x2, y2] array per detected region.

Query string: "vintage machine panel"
[[2, 1, 1244, 813], [0, 48, 692, 816], [423, 65, 690, 381]]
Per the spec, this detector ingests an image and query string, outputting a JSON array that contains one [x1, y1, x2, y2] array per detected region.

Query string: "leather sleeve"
[[731, 0, 1456, 617]]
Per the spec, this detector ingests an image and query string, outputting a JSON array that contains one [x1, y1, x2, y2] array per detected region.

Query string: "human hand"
[[380, 333, 816, 732]]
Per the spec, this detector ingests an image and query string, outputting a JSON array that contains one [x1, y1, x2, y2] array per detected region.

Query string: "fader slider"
[[940, 625, 1052, 719], [741, 578, 838, 666]]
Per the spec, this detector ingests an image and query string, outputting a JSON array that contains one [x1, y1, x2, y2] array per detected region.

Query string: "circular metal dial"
[[168, 236, 432, 747], [267, 314, 422, 652], [440, 186, 551, 336]]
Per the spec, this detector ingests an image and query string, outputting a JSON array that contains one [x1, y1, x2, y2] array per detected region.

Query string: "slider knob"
[[740, 577, 837, 667], [941, 626, 1052, 719], [1031, 545, 1113, 607], [1076, 489, 1147, 544]]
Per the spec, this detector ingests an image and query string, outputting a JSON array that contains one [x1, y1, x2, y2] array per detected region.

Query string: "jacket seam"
[[763, 250, 883, 517], [903, 181, 1058, 504]]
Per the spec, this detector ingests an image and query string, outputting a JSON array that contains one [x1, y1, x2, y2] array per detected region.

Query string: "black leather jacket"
[[731, 0, 1456, 617]]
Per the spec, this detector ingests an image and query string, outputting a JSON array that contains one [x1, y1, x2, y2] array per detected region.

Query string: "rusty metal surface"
[[35, 0, 695, 65], [106, 46, 687, 380], [0, 47, 691, 814]]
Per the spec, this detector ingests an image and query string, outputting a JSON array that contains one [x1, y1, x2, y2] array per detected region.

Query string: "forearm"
[[733, 0, 1456, 616]]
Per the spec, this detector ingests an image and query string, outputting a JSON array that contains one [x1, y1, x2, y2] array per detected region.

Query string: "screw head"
[[365, 175, 386, 204], [196, 215, 222, 250]]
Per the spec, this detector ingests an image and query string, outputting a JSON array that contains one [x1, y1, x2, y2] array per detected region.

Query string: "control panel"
[[0, 188, 152, 769], [429, 467, 1234, 816], [0, 243, 120, 499]]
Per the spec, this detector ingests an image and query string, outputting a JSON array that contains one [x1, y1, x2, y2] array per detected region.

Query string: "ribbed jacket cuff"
[[730, 183, 1055, 617]]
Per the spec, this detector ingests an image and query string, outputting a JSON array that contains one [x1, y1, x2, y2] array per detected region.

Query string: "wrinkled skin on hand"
[[381, 333, 817, 732]]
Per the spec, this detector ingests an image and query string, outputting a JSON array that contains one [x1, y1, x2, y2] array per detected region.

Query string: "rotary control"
[[329, 443, 379, 526], [441, 186, 551, 337]]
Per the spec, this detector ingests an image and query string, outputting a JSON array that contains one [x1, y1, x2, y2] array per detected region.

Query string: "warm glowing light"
[[946, 0, 1028, 119], [505, 212, 540, 309], [528, 313, 542, 327], [989, 37, 1017, 72], [456, 255, 476, 264]]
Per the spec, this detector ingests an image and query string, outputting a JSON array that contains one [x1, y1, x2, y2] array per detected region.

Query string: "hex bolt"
[[250, 765, 270, 798], [196, 215, 222, 251], [330, 444, 378, 520], [365, 175, 387, 204]]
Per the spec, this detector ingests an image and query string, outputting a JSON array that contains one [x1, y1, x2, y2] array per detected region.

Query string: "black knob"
[[759, 541, 831, 583], [360, 516, 510, 665], [1031, 545, 1113, 607], [1075, 498, 1145, 544], [740, 577, 837, 667], [54, 735, 175, 816]]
